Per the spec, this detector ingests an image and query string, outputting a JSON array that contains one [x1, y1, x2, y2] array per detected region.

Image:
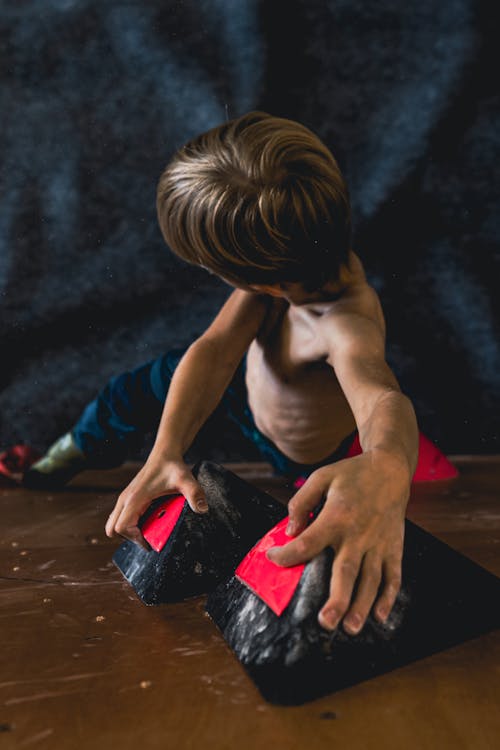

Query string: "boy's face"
[[217, 275, 306, 303], [246, 280, 346, 306], [216, 257, 353, 306]]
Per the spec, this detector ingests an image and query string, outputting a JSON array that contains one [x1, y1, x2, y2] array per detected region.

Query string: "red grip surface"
[[235, 517, 306, 617], [142, 495, 186, 553]]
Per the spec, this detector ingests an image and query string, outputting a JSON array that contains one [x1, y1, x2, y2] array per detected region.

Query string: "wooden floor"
[[1, 457, 499, 750]]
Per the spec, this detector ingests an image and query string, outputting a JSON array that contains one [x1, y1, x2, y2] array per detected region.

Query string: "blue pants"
[[72, 349, 355, 478]]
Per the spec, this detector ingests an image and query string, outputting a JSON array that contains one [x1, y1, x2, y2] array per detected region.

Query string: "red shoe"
[[0, 444, 41, 484], [293, 431, 458, 489]]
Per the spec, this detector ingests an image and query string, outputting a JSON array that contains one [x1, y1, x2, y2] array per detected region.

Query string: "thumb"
[[177, 476, 208, 514]]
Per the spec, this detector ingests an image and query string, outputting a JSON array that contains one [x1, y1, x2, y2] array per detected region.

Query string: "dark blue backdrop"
[[1, 0, 499, 459]]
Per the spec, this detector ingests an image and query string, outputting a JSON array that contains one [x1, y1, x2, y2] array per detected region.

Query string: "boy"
[[25, 111, 419, 636]]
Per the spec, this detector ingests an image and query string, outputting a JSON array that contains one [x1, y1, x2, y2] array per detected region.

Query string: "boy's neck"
[[281, 251, 363, 308]]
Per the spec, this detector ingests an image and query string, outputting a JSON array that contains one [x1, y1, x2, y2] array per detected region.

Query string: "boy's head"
[[156, 111, 351, 292]]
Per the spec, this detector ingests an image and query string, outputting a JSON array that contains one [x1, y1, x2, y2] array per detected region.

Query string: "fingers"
[[286, 469, 331, 536], [342, 552, 382, 634], [373, 556, 402, 623], [319, 551, 403, 634], [105, 492, 150, 550], [105, 498, 124, 539], [318, 550, 362, 631], [175, 473, 207, 514], [374, 527, 404, 623], [266, 518, 331, 567], [105, 464, 208, 550]]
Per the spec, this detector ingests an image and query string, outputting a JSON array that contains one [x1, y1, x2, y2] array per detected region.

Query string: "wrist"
[[149, 441, 184, 465], [152, 419, 197, 462], [366, 445, 413, 486]]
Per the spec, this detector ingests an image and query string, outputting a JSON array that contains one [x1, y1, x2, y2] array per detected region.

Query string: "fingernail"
[[286, 521, 296, 536], [377, 607, 388, 622], [197, 500, 208, 512], [266, 547, 279, 562], [344, 614, 361, 633], [320, 609, 339, 630]]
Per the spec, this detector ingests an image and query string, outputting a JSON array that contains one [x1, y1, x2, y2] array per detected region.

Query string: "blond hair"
[[157, 111, 351, 290]]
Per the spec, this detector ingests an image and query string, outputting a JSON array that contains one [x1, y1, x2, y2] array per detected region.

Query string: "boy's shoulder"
[[306, 252, 382, 319], [316, 253, 386, 350]]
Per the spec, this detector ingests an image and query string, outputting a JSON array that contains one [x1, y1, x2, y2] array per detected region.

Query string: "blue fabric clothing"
[[72, 349, 355, 478]]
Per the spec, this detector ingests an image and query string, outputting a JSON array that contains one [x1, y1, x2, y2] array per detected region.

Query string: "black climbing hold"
[[207, 514, 500, 705], [112, 460, 286, 605]]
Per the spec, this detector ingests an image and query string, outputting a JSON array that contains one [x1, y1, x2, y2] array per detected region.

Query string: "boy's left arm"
[[267, 285, 419, 635]]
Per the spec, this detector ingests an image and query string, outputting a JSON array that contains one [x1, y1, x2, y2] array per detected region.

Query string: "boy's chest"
[[256, 301, 331, 375]]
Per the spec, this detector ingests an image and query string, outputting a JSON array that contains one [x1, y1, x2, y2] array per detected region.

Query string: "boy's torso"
[[245, 299, 360, 464], [243, 252, 384, 465]]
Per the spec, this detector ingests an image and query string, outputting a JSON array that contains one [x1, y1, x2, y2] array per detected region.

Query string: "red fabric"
[[293, 476, 307, 489], [345, 431, 459, 481], [0, 444, 41, 483], [412, 432, 459, 481], [235, 517, 306, 616], [142, 495, 186, 553], [293, 431, 458, 489]]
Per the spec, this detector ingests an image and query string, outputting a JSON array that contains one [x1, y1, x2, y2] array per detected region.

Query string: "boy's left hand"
[[266, 451, 410, 635]]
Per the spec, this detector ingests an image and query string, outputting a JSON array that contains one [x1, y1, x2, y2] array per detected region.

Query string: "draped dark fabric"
[[1, 0, 499, 458]]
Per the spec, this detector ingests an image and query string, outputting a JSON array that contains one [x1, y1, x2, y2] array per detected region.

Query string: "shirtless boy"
[[26, 111, 419, 636]]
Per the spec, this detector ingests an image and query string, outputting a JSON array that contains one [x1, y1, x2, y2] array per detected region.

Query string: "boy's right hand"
[[104, 456, 208, 549]]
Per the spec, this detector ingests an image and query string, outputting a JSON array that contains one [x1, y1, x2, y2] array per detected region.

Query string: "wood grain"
[[1, 458, 499, 750]]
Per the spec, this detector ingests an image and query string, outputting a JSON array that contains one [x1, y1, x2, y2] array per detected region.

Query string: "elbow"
[[189, 334, 242, 374]]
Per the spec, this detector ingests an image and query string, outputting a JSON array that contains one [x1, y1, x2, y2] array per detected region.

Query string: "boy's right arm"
[[105, 289, 269, 548]]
